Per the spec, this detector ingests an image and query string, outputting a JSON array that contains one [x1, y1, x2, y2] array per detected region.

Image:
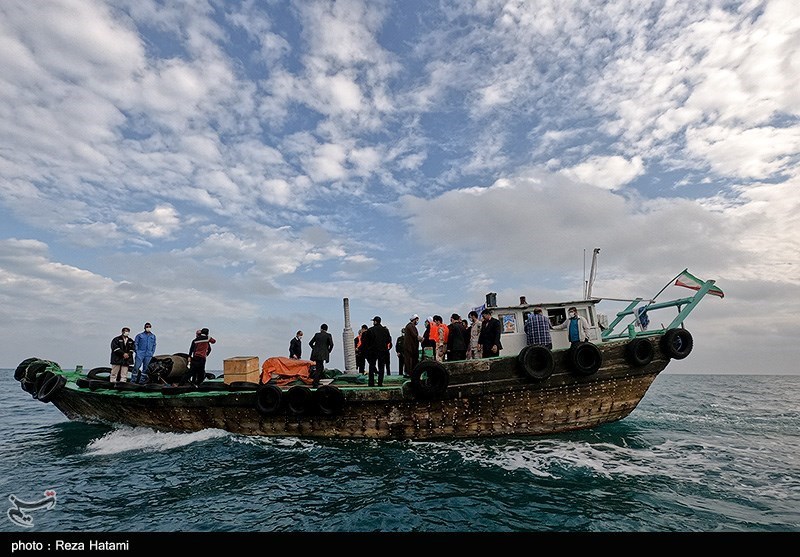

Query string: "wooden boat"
[[12, 269, 721, 440]]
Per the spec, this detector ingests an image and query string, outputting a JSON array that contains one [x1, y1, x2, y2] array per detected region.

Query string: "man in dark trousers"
[[184, 327, 216, 386], [308, 323, 334, 388], [110, 327, 135, 382], [289, 330, 303, 359], [402, 314, 420, 377], [446, 313, 468, 361], [477, 309, 503, 358], [362, 316, 392, 387], [395, 331, 405, 376]]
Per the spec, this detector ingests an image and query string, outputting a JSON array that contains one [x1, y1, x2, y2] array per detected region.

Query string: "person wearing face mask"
[[552, 306, 591, 347], [110, 327, 135, 382], [132, 322, 157, 384]]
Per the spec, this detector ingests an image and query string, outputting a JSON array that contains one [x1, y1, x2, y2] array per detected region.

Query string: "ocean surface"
[[1, 370, 799, 535]]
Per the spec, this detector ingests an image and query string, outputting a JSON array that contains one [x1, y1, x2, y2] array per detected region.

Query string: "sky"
[[1, 0, 798, 375]]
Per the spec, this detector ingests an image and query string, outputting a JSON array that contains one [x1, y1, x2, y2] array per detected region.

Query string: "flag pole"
[[649, 268, 687, 304]]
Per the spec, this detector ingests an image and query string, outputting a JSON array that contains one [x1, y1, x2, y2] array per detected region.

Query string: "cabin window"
[[548, 307, 566, 327], [522, 311, 532, 325], [499, 313, 517, 333]]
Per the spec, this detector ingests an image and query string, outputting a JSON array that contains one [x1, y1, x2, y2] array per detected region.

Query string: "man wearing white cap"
[[402, 314, 420, 377]]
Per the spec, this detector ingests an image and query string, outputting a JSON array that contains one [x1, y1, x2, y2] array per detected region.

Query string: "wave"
[[85, 426, 230, 456]]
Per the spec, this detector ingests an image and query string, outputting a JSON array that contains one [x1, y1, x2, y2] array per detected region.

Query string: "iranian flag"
[[675, 270, 724, 298]]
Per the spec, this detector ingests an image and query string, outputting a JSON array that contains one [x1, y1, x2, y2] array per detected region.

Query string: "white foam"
[[85, 426, 230, 456], [233, 435, 320, 452]]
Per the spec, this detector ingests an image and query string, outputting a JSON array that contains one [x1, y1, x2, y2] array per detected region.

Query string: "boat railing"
[[600, 280, 718, 341]]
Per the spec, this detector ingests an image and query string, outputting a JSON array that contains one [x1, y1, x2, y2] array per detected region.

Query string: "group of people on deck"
[[346, 308, 507, 388], [109, 324, 216, 386], [287, 305, 592, 390], [524, 305, 591, 349]]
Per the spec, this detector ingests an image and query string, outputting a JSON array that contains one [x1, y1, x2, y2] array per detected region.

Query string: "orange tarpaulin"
[[261, 356, 315, 386]]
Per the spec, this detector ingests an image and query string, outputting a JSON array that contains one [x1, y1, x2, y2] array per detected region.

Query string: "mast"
[[586, 248, 600, 299]]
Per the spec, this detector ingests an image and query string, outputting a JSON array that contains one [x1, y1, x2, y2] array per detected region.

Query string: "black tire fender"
[[410, 360, 449, 399], [517, 345, 555, 381], [315, 385, 345, 416], [24, 360, 51, 383], [87, 367, 111, 381], [625, 338, 655, 366], [161, 385, 196, 396], [34, 370, 55, 399], [76, 378, 92, 389], [661, 329, 693, 360], [38, 374, 67, 403], [228, 381, 259, 391], [14, 358, 40, 381], [286, 386, 312, 415], [256, 384, 283, 416], [569, 342, 603, 376], [88, 379, 110, 391]]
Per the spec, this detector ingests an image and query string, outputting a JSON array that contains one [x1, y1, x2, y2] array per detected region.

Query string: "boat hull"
[[38, 337, 669, 440]]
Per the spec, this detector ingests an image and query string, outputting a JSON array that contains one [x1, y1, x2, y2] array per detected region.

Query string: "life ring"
[[14, 358, 40, 381], [410, 360, 449, 399], [517, 345, 555, 381], [37, 374, 67, 403], [625, 338, 654, 366], [286, 386, 312, 415], [660, 329, 693, 360], [256, 384, 283, 416], [315, 385, 345, 416], [87, 367, 111, 381], [569, 342, 603, 376]]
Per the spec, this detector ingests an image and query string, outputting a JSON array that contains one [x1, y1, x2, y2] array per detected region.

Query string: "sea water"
[[1, 372, 798, 533]]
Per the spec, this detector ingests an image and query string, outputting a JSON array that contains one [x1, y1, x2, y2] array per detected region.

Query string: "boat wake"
[[85, 426, 230, 456]]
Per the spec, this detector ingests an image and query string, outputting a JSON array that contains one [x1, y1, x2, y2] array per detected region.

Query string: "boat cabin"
[[479, 294, 605, 355]]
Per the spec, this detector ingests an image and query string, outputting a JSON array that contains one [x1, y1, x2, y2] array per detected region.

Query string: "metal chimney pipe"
[[342, 298, 357, 374]]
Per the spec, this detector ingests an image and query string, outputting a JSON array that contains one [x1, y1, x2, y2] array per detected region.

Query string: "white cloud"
[[122, 205, 181, 239], [686, 125, 800, 179], [560, 156, 645, 190]]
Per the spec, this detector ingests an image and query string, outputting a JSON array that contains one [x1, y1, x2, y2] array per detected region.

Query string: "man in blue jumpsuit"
[[132, 322, 157, 384]]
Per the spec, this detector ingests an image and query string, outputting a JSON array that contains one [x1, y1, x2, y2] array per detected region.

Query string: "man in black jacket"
[[362, 316, 392, 387], [447, 313, 468, 361], [477, 309, 503, 358], [289, 331, 303, 359], [110, 327, 135, 382], [308, 324, 334, 388]]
